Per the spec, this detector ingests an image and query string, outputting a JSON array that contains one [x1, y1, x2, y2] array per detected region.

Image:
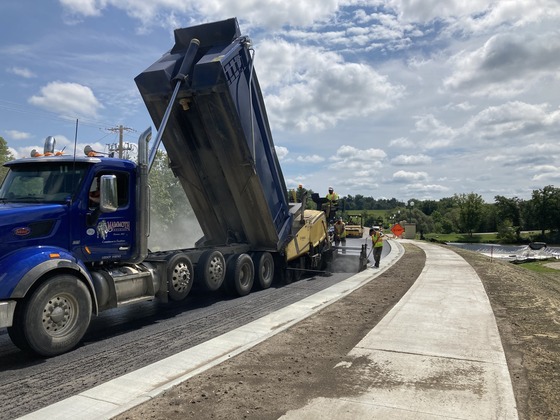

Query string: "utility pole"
[[107, 125, 134, 158]]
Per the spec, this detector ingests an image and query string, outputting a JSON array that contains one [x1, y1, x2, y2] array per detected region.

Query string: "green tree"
[[353, 194, 365, 209], [529, 185, 560, 236], [455, 192, 484, 237], [494, 195, 522, 240], [343, 194, 356, 210], [363, 196, 375, 210], [496, 219, 517, 243], [0, 136, 15, 181], [148, 150, 201, 250], [480, 202, 497, 233], [149, 150, 177, 223], [494, 195, 522, 226], [418, 199, 438, 216]]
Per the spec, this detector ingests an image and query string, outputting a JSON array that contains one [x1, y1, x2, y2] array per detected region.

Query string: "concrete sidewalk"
[[280, 241, 518, 419]]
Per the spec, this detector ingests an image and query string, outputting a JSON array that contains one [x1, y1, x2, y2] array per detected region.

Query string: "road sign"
[[391, 223, 405, 237]]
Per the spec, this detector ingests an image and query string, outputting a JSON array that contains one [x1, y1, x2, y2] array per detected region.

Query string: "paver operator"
[[323, 186, 339, 220]]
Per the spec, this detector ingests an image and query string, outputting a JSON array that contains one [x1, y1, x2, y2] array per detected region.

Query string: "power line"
[[106, 125, 136, 158]]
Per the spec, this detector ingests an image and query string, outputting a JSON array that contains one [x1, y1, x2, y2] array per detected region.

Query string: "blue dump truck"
[[0, 18, 333, 356]]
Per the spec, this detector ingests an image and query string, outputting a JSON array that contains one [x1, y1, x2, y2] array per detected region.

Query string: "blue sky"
[[1, 0, 559, 202]]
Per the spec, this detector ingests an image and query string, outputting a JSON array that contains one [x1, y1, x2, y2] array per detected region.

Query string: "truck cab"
[[0, 154, 137, 265], [0, 139, 149, 356]]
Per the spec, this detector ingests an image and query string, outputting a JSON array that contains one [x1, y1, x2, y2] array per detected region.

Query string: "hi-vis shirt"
[[326, 192, 339, 201], [334, 222, 346, 237], [371, 231, 384, 248]]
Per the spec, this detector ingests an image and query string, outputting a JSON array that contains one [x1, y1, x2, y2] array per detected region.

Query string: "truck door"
[[80, 170, 135, 262]]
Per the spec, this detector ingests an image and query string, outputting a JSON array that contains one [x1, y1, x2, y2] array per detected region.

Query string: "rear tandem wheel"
[[197, 250, 226, 291], [166, 252, 194, 301], [252, 251, 274, 289], [223, 253, 254, 296]]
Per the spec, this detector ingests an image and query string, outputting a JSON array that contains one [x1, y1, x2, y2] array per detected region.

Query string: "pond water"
[[447, 242, 560, 261]]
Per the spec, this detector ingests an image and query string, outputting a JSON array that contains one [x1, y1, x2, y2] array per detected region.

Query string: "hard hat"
[[328, 186, 333, 191]]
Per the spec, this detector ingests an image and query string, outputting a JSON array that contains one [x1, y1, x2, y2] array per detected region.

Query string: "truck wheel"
[[225, 253, 254, 296], [13, 275, 92, 357], [166, 253, 193, 301], [252, 252, 274, 289], [197, 250, 226, 291], [7, 308, 31, 352]]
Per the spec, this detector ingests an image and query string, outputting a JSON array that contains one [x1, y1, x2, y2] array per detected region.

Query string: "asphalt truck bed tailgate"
[[135, 18, 291, 250]]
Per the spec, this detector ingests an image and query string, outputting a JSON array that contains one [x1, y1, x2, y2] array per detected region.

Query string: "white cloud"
[[387, 0, 490, 23], [403, 183, 450, 196], [4, 130, 31, 140], [7, 67, 35, 78], [532, 170, 560, 182], [387, 0, 560, 35], [414, 114, 455, 138], [443, 32, 560, 97], [452, 0, 560, 33], [322, 145, 386, 178], [331, 145, 386, 162], [389, 137, 414, 148], [59, 0, 104, 17], [28, 81, 103, 118], [411, 115, 456, 150], [391, 154, 432, 165], [275, 145, 289, 160], [58, 0, 341, 28], [461, 101, 560, 142], [254, 40, 404, 132], [392, 170, 428, 182], [297, 154, 324, 163]]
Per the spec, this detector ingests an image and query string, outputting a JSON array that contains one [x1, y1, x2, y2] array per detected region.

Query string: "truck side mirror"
[[99, 174, 118, 213]]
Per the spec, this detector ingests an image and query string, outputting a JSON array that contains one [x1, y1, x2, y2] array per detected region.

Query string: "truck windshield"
[[0, 162, 88, 203]]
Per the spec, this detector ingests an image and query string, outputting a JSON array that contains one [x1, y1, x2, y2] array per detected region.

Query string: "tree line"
[[292, 185, 560, 244]]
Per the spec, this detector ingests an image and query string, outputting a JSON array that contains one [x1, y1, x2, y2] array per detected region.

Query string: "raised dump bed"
[[135, 18, 291, 250]]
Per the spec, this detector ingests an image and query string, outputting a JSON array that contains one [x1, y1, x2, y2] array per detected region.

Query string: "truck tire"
[[197, 250, 226, 291], [224, 253, 254, 296], [11, 275, 92, 357], [166, 253, 193, 301], [252, 252, 274, 289], [7, 311, 31, 352]]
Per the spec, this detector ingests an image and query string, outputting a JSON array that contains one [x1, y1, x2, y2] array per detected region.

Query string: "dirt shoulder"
[[116, 243, 560, 420]]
